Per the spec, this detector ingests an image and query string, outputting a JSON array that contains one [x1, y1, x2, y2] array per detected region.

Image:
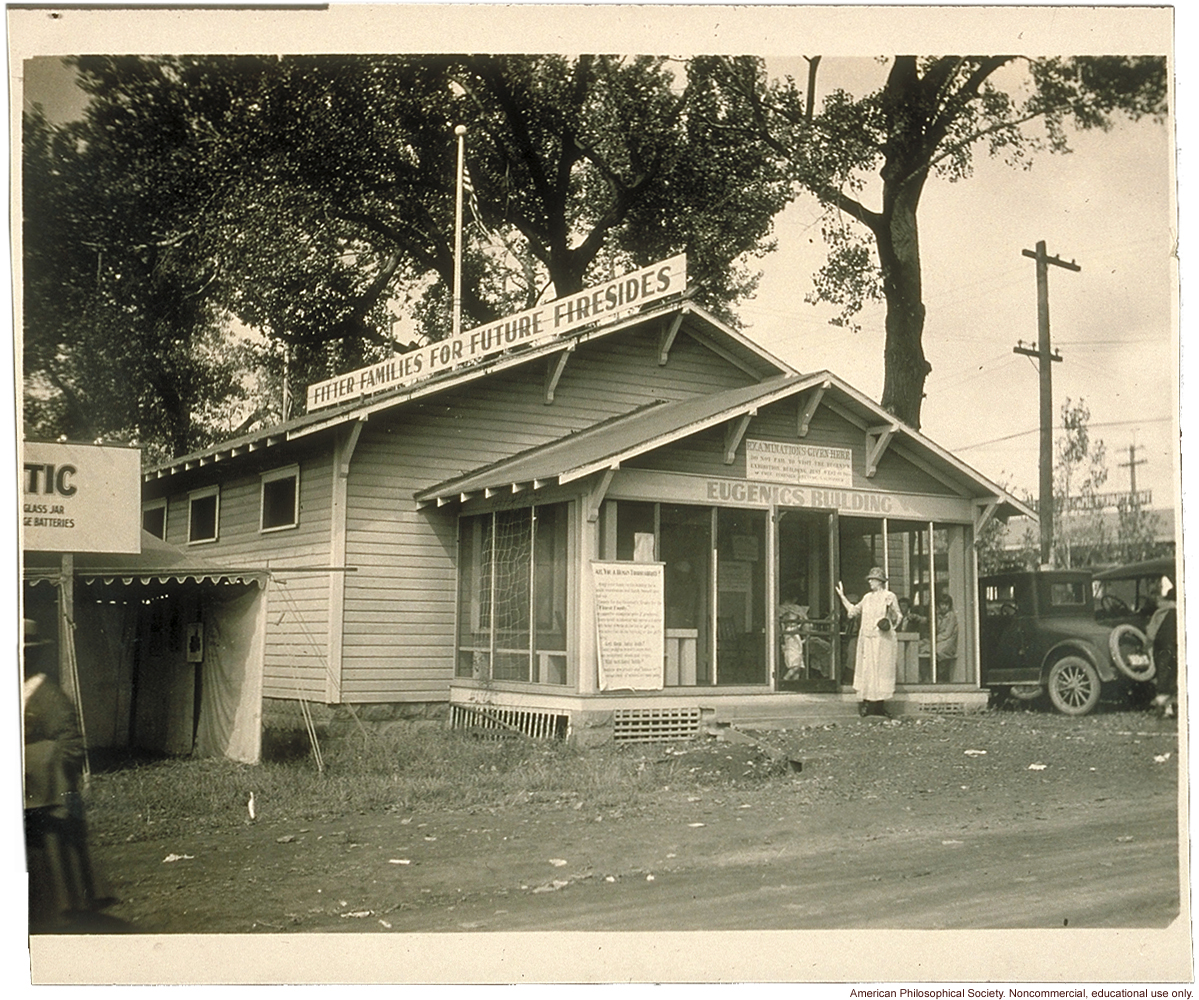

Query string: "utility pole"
[[1119, 442, 1147, 497], [1014, 240, 1080, 566]]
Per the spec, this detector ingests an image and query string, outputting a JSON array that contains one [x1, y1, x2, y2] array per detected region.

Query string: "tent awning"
[[23, 530, 269, 588]]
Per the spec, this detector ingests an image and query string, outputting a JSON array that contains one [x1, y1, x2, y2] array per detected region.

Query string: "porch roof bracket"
[[338, 416, 367, 478], [586, 465, 618, 523], [865, 422, 899, 478], [544, 344, 575, 404], [724, 411, 755, 465], [798, 380, 830, 437], [974, 497, 1001, 535], [658, 312, 685, 366]]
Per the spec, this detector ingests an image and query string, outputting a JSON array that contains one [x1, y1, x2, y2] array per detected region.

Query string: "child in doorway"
[[778, 596, 809, 681]]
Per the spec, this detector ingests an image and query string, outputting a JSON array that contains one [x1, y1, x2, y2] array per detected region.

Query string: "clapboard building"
[[138, 259, 1031, 749]]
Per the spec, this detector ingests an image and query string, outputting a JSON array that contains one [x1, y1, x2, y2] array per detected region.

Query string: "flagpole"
[[452, 124, 466, 339]]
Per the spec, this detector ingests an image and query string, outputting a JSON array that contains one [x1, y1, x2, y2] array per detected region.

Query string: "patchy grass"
[[83, 727, 789, 847]]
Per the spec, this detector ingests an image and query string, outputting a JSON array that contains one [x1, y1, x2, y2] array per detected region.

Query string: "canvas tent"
[[23, 531, 268, 763]]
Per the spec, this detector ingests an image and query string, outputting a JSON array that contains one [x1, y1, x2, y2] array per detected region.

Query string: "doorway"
[[776, 509, 838, 691]]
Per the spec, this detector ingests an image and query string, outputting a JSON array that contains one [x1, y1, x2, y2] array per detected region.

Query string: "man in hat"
[[22, 616, 97, 930], [836, 567, 901, 717], [1146, 576, 1178, 719]]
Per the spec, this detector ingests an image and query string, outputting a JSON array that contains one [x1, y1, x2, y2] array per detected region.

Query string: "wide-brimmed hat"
[[865, 566, 887, 582], [23, 618, 54, 647]]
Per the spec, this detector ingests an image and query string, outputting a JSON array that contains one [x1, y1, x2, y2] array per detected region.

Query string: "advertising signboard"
[[22, 441, 142, 553], [307, 254, 687, 411]]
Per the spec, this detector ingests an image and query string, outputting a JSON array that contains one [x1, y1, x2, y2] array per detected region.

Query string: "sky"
[[17, 45, 1180, 516]]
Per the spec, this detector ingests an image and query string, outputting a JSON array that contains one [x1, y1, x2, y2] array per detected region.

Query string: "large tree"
[[708, 55, 1168, 428], [23, 101, 255, 461], [24, 54, 791, 456]]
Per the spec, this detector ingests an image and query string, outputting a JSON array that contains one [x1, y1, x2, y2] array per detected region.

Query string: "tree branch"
[[925, 57, 1013, 151], [903, 109, 1046, 191]]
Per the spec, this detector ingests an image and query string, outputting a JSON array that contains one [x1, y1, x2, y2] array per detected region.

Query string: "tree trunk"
[[877, 176, 930, 429], [547, 252, 587, 297]]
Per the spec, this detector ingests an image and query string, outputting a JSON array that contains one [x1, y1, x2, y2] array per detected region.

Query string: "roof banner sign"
[[306, 254, 687, 411]]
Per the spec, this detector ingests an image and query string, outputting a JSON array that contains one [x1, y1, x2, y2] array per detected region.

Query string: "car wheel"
[[1109, 624, 1156, 682], [1009, 684, 1043, 702], [1047, 656, 1102, 716]]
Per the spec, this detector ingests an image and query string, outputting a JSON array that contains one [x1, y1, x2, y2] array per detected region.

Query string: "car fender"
[[1040, 639, 1119, 683]]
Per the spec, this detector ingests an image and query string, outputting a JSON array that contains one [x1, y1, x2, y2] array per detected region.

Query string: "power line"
[[953, 415, 1172, 452], [1056, 337, 1170, 346]]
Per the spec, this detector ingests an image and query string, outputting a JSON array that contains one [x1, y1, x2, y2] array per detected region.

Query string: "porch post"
[[576, 498, 598, 695], [970, 526, 981, 686], [766, 507, 778, 687]]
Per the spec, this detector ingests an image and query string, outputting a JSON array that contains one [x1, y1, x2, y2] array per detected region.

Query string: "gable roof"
[[414, 371, 1035, 520], [144, 299, 793, 482]]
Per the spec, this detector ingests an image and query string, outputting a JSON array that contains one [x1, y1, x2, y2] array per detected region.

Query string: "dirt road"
[[79, 708, 1182, 937]]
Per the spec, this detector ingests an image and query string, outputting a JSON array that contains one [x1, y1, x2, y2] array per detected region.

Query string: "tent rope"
[[273, 580, 373, 765]]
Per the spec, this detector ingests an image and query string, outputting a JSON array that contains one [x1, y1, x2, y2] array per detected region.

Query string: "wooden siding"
[[340, 327, 759, 702], [156, 449, 335, 701], [624, 396, 960, 497]]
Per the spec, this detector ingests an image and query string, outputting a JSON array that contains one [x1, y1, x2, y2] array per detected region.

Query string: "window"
[[850, 518, 968, 685], [261, 465, 300, 532], [715, 507, 767, 685], [984, 581, 1020, 617], [457, 503, 569, 685], [142, 499, 167, 540], [930, 524, 968, 683], [188, 486, 219, 544], [984, 578, 1031, 618], [1051, 580, 1087, 607], [600, 500, 714, 686]]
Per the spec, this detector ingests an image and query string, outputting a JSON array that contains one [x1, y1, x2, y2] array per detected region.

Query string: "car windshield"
[[1095, 574, 1174, 614]]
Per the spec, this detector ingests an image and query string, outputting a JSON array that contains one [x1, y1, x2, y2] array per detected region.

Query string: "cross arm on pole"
[[1013, 342, 1062, 362], [1022, 247, 1081, 272]]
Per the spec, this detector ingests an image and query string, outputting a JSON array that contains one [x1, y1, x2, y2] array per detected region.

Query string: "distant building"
[[1001, 500, 1175, 569]]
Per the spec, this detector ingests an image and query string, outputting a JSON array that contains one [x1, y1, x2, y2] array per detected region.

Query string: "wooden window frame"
[[260, 464, 300, 533], [187, 485, 220, 545], [141, 497, 168, 540], [456, 502, 571, 687]]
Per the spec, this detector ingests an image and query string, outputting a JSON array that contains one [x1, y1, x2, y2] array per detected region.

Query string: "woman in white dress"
[[836, 567, 901, 717]]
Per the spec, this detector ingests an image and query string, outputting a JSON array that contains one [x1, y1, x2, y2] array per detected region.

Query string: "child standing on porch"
[[836, 568, 901, 717], [778, 595, 808, 680]]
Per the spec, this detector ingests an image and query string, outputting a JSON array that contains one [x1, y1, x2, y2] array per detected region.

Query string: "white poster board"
[[22, 440, 142, 553], [745, 438, 853, 488], [592, 561, 665, 691]]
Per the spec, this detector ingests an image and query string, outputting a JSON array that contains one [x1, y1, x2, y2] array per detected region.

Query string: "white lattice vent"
[[917, 701, 974, 715], [613, 707, 703, 743], [450, 704, 568, 739]]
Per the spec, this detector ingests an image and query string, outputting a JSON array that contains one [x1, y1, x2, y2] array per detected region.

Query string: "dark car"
[[979, 569, 1156, 715]]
